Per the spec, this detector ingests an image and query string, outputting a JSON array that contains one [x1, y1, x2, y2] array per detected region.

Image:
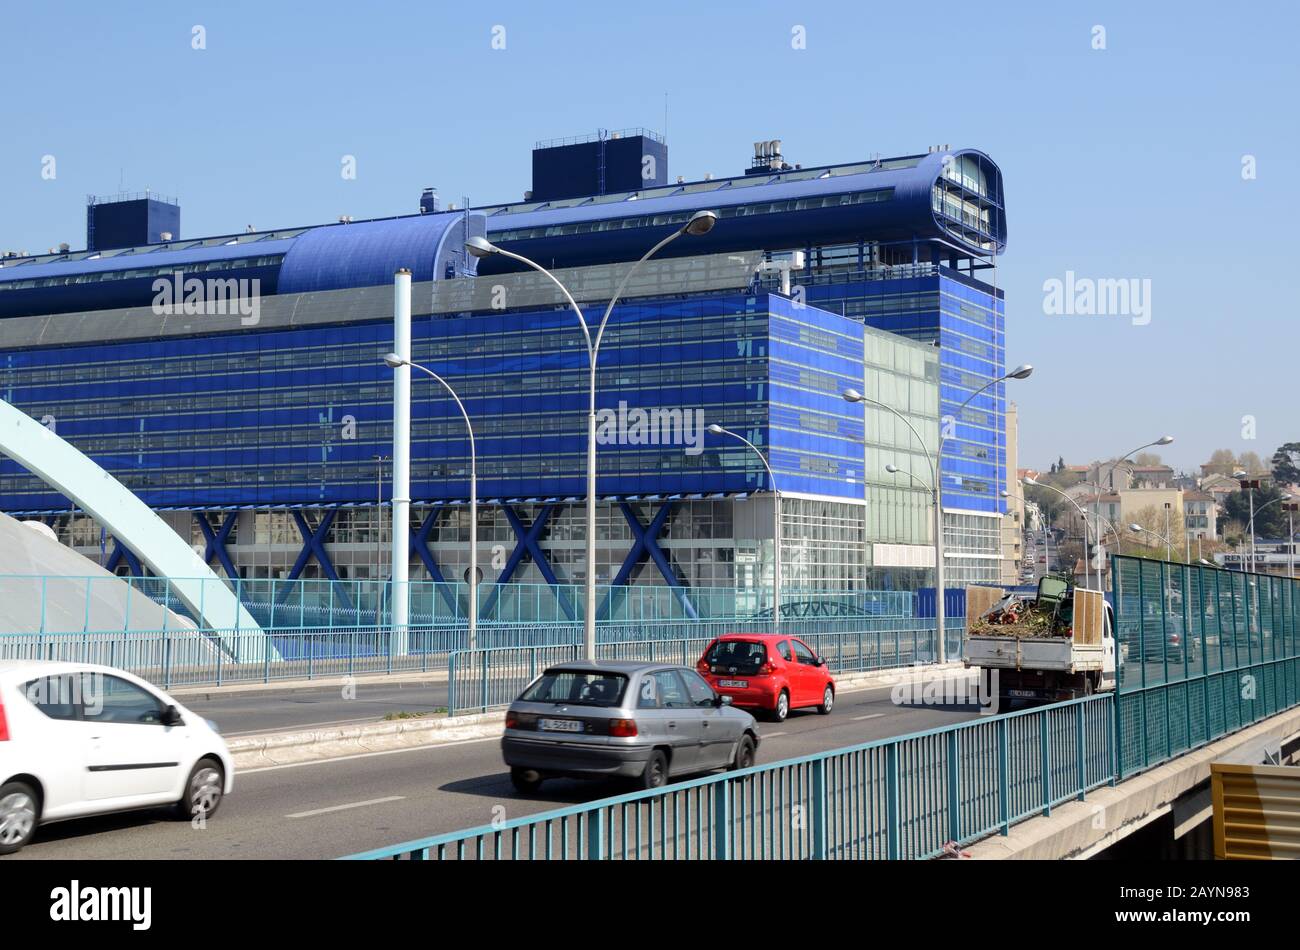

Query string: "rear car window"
[[706, 640, 767, 674], [521, 670, 628, 707]]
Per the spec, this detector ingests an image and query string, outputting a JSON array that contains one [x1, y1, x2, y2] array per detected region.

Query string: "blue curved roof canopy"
[[277, 211, 486, 294], [481, 149, 1005, 266]]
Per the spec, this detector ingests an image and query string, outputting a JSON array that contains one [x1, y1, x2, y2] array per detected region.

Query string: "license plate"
[[718, 680, 748, 688], [538, 718, 583, 733]]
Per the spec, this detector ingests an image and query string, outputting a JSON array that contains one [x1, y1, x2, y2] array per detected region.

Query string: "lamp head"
[[465, 236, 498, 258], [1155, 435, 1174, 446], [1233, 469, 1247, 479], [382, 352, 406, 369], [683, 209, 718, 237], [1128, 523, 1143, 534], [706, 424, 724, 435], [1007, 363, 1034, 380], [1022, 475, 1038, 486], [884, 464, 900, 474], [841, 388, 863, 403]]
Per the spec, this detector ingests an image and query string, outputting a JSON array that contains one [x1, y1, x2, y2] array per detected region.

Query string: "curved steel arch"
[[0, 398, 270, 653]]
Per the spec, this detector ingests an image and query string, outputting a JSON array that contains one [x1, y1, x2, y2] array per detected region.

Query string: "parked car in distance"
[[501, 660, 760, 794], [0, 660, 233, 855], [697, 634, 836, 723]]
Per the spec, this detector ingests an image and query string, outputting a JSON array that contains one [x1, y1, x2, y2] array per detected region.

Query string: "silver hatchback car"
[[501, 660, 760, 793]]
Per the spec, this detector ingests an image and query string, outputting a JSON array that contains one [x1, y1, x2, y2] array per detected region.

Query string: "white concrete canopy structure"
[[0, 398, 268, 652]]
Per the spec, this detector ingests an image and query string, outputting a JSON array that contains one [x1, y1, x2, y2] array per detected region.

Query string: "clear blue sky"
[[2, 0, 1295, 474]]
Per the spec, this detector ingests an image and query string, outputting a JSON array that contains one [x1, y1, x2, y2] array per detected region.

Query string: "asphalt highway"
[[10, 681, 984, 860]]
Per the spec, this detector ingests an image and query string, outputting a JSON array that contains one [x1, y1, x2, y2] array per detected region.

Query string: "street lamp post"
[[372, 453, 389, 588], [1090, 435, 1173, 575], [1128, 522, 1173, 559], [1024, 476, 1096, 589], [466, 210, 718, 660], [1285, 503, 1299, 579], [845, 364, 1032, 663], [707, 424, 781, 624], [1233, 470, 1259, 570], [841, 389, 940, 654], [384, 353, 479, 651], [1238, 492, 1294, 576]]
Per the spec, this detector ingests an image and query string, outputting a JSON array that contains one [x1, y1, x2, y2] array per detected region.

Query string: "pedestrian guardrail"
[[0, 573, 920, 630], [446, 623, 964, 717], [0, 617, 964, 692], [342, 693, 1114, 860]]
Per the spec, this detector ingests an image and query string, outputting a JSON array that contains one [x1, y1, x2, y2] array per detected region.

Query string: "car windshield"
[[706, 639, 768, 674], [520, 670, 629, 707]]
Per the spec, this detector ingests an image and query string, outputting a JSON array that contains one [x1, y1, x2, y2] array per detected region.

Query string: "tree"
[[1238, 450, 1265, 475], [1272, 442, 1300, 484], [1128, 504, 1186, 553], [1133, 452, 1162, 467], [1222, 485, 1288, 539], [1203, 449, 1238, 477]]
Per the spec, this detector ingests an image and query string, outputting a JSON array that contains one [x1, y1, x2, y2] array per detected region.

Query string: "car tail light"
[[505, 711, 520, 729], [0, 696, 8, 741], [696, 659, 710, 675], [608, 718, 638, 738], [761, 661, 777, 675]]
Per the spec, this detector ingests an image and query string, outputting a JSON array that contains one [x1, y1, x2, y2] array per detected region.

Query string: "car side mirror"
[[715, 694, 733, 707], [161, 704, 182, 726]]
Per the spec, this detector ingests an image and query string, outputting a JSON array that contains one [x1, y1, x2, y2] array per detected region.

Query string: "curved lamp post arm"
[[593, 227, 689, 357], [488, 246, 593, 355], [709, 424, 782, 623], [388, 355, 478, 647]]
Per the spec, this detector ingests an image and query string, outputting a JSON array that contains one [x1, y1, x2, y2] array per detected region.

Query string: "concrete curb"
[[226, 660, 968, 769], [229, 710, 504, 769], [171, 669, 449, 702]]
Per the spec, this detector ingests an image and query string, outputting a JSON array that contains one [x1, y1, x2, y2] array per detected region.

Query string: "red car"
[[696, 634, 835, 722]]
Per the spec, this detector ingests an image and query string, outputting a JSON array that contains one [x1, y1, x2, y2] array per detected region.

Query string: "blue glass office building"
[[0, 133, 1011, 601]]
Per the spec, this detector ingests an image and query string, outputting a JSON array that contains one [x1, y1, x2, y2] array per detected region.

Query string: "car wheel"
[[818, 685, 835, 715], [771, 690, 790, 723], [0, 781, 38, 855], [510, 767, 543, 794], [640, 750, 669, 790], [173, 758, 224, 821], [729, 735, 756, 771]]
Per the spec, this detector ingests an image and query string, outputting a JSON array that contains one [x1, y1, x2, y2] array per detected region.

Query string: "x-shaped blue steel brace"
[[104, 541, 143, 577], [278, 509, 352, 609], [604, 502, 698, 620], [479, 505, 575, 621], [194, 512, 240, 580], [410, 510, 461, 616]]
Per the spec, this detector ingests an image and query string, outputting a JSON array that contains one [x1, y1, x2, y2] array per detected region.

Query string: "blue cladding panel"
[[0, 293, 872, 511], [803, 271, 1005, 515]]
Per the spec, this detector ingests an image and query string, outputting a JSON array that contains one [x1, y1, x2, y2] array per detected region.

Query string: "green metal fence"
[[343, 693, 1114, 860], [1111, 555, 1300, 779]]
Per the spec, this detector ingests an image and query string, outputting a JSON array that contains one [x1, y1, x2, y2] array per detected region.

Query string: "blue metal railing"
[[0, 573, 922, 632], [342, 693, 1114, 860], [445, 622, 966, 717], [0, 617, 965, 692]]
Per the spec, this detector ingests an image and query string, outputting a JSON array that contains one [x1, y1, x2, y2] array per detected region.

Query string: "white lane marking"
[[237, 734, 502, 775], [853, 713, 886, 722], [287, 796, 405, 818], [764, 730, 787, 737]]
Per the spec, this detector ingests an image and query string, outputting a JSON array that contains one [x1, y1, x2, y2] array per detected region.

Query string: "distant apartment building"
[[1183, 490, 1218, 540], [1000, 402, 1022, 585]]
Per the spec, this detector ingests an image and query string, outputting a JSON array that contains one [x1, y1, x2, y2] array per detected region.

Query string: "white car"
[[0, 660, 233, 854]]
